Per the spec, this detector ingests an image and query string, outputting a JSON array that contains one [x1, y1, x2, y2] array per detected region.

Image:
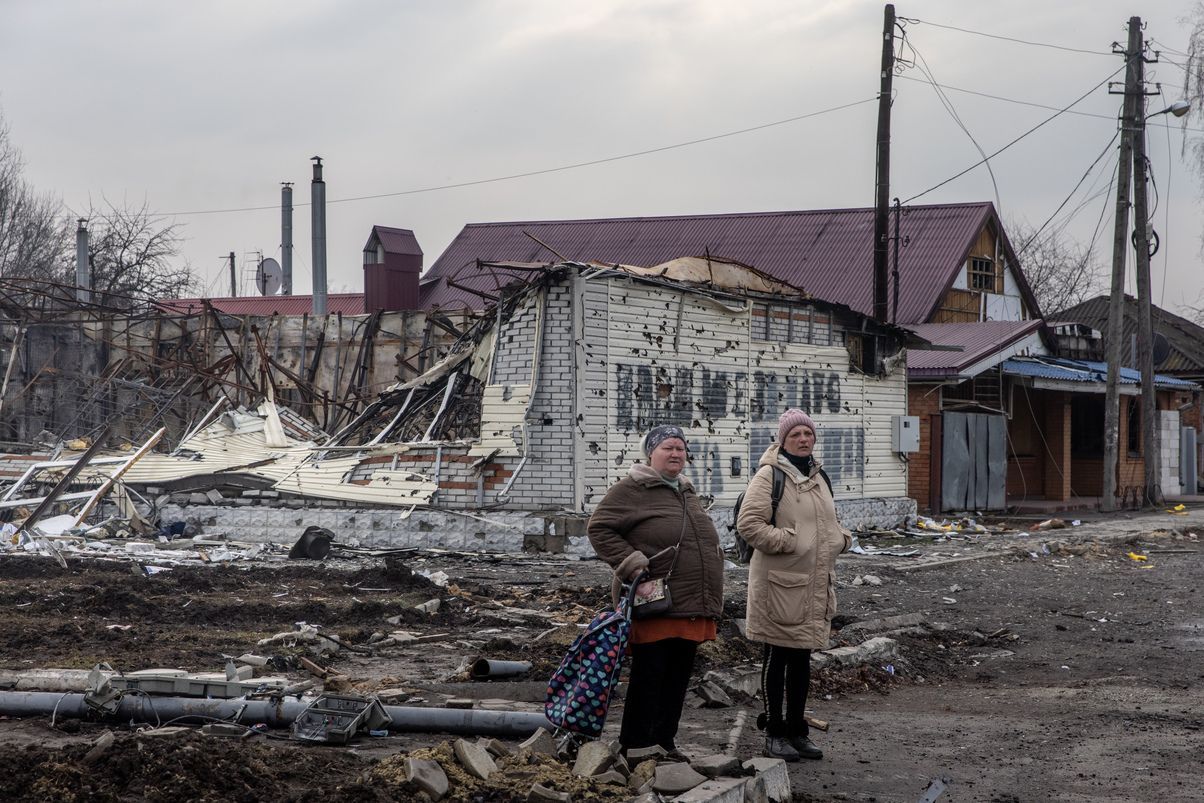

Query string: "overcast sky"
[[2, 0, 1203, 311]]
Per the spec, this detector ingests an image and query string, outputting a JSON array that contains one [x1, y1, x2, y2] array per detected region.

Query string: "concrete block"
[[405, 757, 449, 800], [572, 740, 614, 777], [690, 754, 740, 778], [527, 784, 570, 803], [813, 636, 898, 669], [518, 727, 557, 757], [654, 763, 707, 795], [740, 757, 789, 802], [453, 737, 497, 780], [672, 777, 746, 803]]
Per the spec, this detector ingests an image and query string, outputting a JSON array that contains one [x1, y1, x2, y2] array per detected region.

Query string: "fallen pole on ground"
[[0, 691, 554, 738]]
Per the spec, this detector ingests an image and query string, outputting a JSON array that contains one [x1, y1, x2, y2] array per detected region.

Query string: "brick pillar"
[[907, 384, 940, 512], [1042, 391, 1072, 501]]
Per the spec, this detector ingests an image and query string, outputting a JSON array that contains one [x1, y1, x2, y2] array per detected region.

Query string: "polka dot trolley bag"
[[544, 580, 638, 738]]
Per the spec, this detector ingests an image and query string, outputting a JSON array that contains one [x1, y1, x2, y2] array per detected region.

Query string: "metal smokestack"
[[310, 157, 327, 316], [75, 219, 90, 303], [281, 183, 293, 295]]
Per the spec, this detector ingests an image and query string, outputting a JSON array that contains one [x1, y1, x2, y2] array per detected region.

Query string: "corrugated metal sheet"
[[420, 203, 1001, 325], [154, 294, 366, 316], [365, 226, 423, 256], [907, 321, 1044, 372], [1057, 295, 1204, 376], [1002, 357, 1198, 390], [589, 276, 907, 504]]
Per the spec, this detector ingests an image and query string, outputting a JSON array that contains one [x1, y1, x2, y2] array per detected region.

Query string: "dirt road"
[[0, 511, 1199, 801]]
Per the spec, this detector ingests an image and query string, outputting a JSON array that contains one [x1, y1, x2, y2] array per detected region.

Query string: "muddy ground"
[[0, 518, 1199, 802]]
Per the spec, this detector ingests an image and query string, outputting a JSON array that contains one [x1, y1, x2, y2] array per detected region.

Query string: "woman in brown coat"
[[588, 424, 724, 758], [736, 409, 851, 761]]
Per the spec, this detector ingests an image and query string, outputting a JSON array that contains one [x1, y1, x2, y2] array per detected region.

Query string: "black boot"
[[788, 735, 823, 760]]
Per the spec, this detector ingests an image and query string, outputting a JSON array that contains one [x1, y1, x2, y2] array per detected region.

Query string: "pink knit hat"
[[778, 408, 816, 444]]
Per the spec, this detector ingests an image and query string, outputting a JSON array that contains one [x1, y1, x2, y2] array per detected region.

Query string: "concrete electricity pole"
[[1102, 19, 1142, 512], [872, 3, 896, 323], [1130, 41, 1161, 506]]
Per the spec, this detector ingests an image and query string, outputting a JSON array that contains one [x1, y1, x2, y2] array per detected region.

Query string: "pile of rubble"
[[367, 730, 790, 802]]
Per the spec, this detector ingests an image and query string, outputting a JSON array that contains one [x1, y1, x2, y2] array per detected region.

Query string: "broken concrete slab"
[[82, 731, 115, 764], [693, 680, 733, 708], [629, 758, 658, 790], [837, 612, 926, 637], [741, 757, 790, 802], [653, 762, 707, 795], [689, 754, 741, 778], [518, 727, 557, 757], [594, 769, 627, 785], [671, 777, 746, 803], [812, 636, 899, 670], [627, 744, 669, 763], [527, 783, 571, 802], [405, 757, 449, 801], [453, 737, 498, 780], [571, 740, 614, 777]]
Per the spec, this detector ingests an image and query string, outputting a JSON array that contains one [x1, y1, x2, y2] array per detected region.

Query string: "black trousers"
[[620, 638, 699, 750], [762, 643, 812, 738]]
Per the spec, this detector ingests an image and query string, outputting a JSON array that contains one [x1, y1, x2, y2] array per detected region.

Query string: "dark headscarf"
[[643, 424, 687, 456]]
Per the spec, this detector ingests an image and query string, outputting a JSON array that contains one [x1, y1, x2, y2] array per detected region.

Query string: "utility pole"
[[1131, 38, 1161, 507], [228, 251, 238, 297], [1102, 18, 1141, 513], [872, 3, 896, 323]]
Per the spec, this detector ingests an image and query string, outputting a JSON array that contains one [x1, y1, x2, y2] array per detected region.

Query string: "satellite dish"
[[256, 258, 282, 296], [1152, 331, 1171, 367]]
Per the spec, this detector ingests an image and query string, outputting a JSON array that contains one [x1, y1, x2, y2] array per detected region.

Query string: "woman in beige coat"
[[735, 408, 851, 761]]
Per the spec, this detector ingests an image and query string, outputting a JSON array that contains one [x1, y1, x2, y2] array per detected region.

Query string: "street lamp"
[[1149, 99, 1190, 119]]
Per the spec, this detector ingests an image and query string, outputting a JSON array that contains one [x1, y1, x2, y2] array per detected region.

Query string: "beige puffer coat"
[[736, 443, 851, 649]]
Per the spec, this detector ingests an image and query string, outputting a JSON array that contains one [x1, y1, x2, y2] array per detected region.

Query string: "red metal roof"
[[365, 226, 423, 256], [906, 320, 1045, 376], [419, 202, 1018, 323], [155, 293, 366, 316]]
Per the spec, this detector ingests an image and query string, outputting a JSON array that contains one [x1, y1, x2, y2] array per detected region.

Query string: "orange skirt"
[[630, 616, 717, 645]]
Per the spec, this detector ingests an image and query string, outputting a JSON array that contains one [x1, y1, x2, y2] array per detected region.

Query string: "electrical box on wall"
[[891, 415, 920, 453]]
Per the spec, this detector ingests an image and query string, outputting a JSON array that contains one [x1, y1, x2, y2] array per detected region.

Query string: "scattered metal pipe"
[[470, 659, 533, 680], [0, 692, 553, 737]]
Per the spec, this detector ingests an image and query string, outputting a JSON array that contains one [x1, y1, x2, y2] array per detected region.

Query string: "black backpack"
[[729, 467, 786, 563]]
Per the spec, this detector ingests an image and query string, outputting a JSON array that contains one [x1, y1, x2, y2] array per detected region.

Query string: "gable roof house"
[[417, 201, 1198, 513]]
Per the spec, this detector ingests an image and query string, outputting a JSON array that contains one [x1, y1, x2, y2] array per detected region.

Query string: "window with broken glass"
[[968, 256, 998, 293], [750, 302, 840, 347]]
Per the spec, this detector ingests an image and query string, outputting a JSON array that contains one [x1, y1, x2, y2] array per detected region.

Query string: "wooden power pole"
[[872, 3, 896, 323], [1102, 18, 1141, 513]]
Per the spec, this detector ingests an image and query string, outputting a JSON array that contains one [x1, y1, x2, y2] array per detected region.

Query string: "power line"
[[903, 65, 1124, 204], [905, 35, 1004, 219], [1017, 129, 1119, 255], [903, 17, 1112, 56], [162, 98, 877, 218], [895, 74, 1204, 133]]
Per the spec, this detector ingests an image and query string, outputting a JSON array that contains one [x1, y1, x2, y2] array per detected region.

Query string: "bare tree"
[[0, 111, 70, 281], [1010, 221, 1105, 316], [82, 200, 198, 309]]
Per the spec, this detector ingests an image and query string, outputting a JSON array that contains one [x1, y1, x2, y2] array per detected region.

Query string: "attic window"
[[968, 257, 999, 292]]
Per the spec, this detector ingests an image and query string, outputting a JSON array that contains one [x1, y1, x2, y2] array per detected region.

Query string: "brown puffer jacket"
[[736, 443, 851, 649], [587, 464, 724, 620]]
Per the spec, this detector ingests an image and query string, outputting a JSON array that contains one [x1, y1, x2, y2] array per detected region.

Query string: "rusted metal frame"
[[444, 277, 500, 304], [13, 423, 112, 541], [129, 374, 200, 444], [70, 427, 166, 527], [0, 325, 25, 423], [252, 327, 281, 402], [327, 311, 382, 436], [203, 302, 257, 393], [368, 388, 417, 446]]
